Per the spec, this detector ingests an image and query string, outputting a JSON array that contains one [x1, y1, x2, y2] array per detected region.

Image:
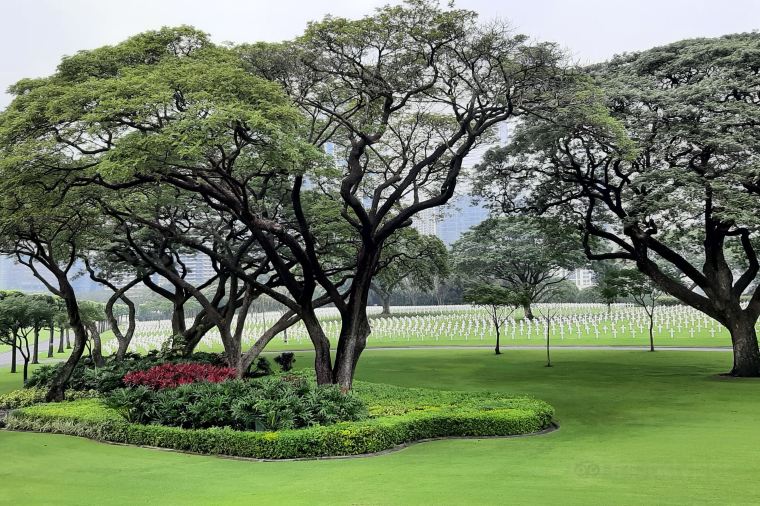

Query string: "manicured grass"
[[0, 347, 76, 395], [1, 348, 759, 504]]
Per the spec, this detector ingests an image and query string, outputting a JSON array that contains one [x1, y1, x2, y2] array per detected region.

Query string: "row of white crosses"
[[109, 303, 732, 354]]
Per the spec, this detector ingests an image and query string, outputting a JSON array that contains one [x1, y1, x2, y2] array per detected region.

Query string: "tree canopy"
[[474, 33, 760, 376]]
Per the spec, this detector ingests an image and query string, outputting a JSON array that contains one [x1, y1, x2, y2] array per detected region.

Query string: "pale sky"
[[1, 0, 758, 108]]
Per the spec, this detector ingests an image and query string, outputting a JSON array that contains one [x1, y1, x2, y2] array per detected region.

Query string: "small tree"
[[535, 305, 560, 368], [615, 269, 663, 352], [0, 294, 55, 383], [464, 284, 521, 355]]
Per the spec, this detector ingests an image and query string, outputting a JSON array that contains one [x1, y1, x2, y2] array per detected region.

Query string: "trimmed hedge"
[[0, 388, 99, 409], [5, 382, 554, 459]]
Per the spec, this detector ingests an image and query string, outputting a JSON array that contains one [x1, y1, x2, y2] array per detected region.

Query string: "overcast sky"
[[1, 0, 758, 108]]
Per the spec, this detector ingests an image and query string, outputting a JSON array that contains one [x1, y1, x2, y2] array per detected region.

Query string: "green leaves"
[[451, 216, 584, 303]]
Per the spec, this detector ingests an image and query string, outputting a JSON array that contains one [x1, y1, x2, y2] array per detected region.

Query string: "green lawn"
[[1, 348, 758, 505], [0, 327, 61, 354]]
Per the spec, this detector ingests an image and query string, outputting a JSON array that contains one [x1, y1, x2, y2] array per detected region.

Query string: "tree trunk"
[[494, 324, 501, 355], [32, 327, 40, 364], [48, 322, 55, 357], [23, 359, 29, 384], [86, 322, 106, 367], [333, 256, 376, 391], [302, 311, 334, 385], [728, 316, 760, 377], [546, 315, 552, 367], [523, 302, 534, 320], [381, 294, 391, 315], [10, 336, 17, 373], [648, 315, 655, 352], [46, 281, 89, 402], [65, 328, 71, 349], [179, 321, 214, 357], [333, 305, 371, 391], [57, 326, 65, 353], [225, 336, 243, 377]]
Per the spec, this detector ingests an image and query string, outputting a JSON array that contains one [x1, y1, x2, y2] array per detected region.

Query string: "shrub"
[[0, 388, 100, 410], [105, 376, 368, 430], [123, 363, 237, 390], [274, 352, 295, 372], [248, 357, 272, 378], [6, 384, 554, 459], [0, 388, 46, 409]]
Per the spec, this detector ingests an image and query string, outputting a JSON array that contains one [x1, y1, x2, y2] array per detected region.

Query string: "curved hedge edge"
[[4, 398, 555, 460], [1, 420, 559, 462]]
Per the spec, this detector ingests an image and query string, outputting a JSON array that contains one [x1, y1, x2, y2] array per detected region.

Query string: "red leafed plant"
[[123, 363, 237, 390]]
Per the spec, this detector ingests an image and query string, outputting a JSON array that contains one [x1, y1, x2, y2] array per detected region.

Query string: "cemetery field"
[[119, 304, 741, 355], [1, 348, 759, 505]]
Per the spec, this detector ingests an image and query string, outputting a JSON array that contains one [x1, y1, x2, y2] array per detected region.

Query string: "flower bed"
[[4, 382, 554, 459]]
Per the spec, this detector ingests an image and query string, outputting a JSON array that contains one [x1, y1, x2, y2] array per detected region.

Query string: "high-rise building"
[[559, 267, 597, 290], [411, 122, 509, 245], [182, 253, 216, 285]]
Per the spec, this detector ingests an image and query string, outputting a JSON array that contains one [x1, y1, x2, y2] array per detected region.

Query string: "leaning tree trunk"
[[727, 315, 760, 377], [179, 320, 215, 357], [333, 313, 371, 391], [302, 310, 334, 385], [32, 327, 40, 364], [85, 322, 106, 368], [523, 302, 535, 320], [46, 282, 89, 402]]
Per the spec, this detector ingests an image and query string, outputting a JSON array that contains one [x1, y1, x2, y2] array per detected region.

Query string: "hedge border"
[[19, 421, 560, 463], [5, 394, 554, 460]]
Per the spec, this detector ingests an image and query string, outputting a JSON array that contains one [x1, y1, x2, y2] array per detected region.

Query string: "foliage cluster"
[[26, 352, 229, 394], [105, 375, 367, 431]]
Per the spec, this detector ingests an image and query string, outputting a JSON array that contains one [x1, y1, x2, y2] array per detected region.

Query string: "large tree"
[[236, 1, 562, 387], [474, 33, 760, 376], [0, 181, 98, 399], [0, 3, 563, 389], [451, 216, 584, 319]]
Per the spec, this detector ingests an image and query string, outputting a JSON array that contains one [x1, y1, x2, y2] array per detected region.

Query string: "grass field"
[[2, 348, 759, 505]]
